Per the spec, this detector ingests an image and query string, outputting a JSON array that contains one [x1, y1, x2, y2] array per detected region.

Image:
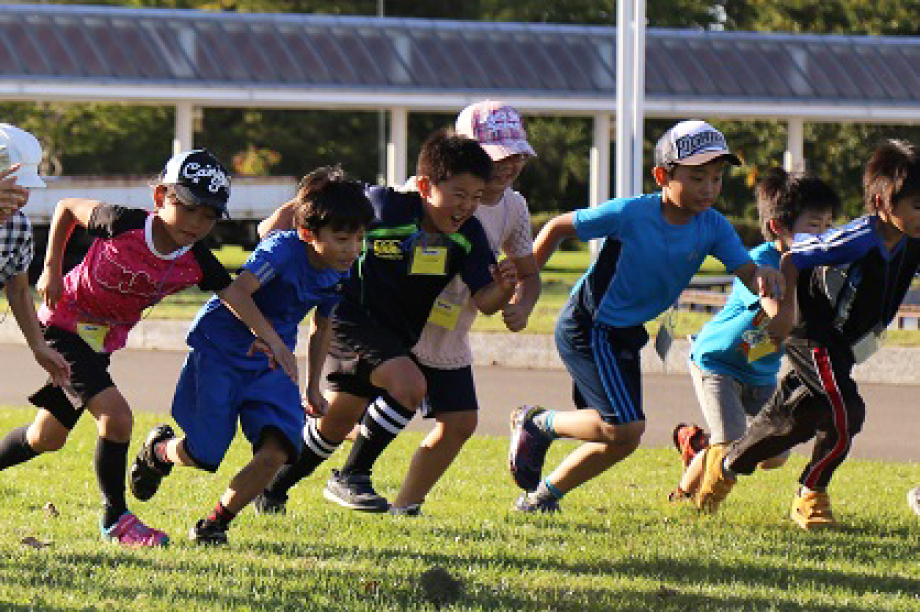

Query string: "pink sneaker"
[[102, 512, 169, 547]]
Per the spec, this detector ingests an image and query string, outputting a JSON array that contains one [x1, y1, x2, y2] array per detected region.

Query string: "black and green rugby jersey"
[[338, 184, 496, 347]]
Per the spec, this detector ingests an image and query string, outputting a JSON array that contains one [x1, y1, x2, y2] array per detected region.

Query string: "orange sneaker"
[[693, 443, 735, 514], [790, 490, 836, 531]]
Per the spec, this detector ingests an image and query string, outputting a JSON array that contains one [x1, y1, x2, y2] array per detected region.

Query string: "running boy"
[[670, 168, 839, 501], [695, 139, 920, 530], [130, 166, 373, 544], [0, 149, 296, 547], [0, 124, 70, 387], [508, 119, 785, 513], [320, 101, 541, 516], [255, 129, 518, 513]]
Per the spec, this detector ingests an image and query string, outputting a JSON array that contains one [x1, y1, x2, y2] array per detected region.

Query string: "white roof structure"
[[2, 4, 918, 197]]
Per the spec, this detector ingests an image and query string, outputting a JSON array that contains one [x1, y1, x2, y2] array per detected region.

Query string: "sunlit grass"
[[0, 408, 916, 611], [7, 247, 919, 345]]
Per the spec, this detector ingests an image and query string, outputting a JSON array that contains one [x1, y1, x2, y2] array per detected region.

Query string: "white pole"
[[632, 0, 646, 194], [387, 106, 408, 186], [590, 112, 612, 258], [616, 1, 647, 197], [615, 0, 634, 198], [174, 102, 194, 155], [784, 117, 805, 172]]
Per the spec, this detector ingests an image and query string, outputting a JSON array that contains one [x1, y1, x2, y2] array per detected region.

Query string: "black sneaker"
[[508, 406, 553, 492], [130, 424, 175, 501], [389, 503, 422, 517], [322, 469, 389, 513], [189, 519, 229, 546], [513, 491, 561, 514], [253, 492, 287, 515]]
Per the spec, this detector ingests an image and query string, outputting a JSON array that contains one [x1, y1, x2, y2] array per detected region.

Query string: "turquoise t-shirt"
[[690, 242, 782, 385], [572, 193, 752, 328]]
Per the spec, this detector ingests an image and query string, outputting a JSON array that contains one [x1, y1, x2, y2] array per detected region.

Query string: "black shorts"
[[418, 364, 478, 417], [325, 300, 413, 399], [28, 325, 114, 429]]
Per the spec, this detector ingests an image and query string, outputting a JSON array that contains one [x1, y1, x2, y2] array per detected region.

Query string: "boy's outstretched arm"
[[0, 164, 28, 222], [217, 270, 299, 384], [257, 199, 297, 238], [733, 262, 786, 303], [502, 254, 541, 332], [765, 254, 800, 342], [304, 313, 332, 416], [37, 198, 102, 309], [5, 271, 70, 386], [472, 259, 517, 315], [533, 212, 577, 270]]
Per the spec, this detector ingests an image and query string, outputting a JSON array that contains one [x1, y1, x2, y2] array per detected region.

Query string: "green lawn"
[[0, 408, 916, 611], [8, 246, 920, 345]]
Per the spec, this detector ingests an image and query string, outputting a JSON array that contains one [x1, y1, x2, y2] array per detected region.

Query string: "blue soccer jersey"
[[691, 242, 782, 385], [187, 230, 347, 368], [572, 193, 752, 328]]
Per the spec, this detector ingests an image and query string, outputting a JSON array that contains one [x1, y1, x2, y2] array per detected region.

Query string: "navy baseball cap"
[[160, 149, 231, 217], [655, 120, 742, 168]]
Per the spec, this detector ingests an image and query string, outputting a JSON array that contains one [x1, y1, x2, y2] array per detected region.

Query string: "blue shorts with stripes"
[[555, 299, 647, 424]]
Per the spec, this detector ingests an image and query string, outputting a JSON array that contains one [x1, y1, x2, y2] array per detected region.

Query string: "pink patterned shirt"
[[39, 205, 231, 353]]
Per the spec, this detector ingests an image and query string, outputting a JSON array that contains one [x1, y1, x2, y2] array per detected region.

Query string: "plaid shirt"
[[0, 209, 33, 289]]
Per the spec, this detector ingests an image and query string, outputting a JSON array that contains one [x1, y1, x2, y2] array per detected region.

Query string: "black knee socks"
[[264, 417, 339, 500], [341, 396, 414, 476], [0, 426, 38, 470], [96, 437, 129, 528]]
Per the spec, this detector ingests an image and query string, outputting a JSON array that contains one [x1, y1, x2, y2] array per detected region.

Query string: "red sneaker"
[[672, 422, 709, 467]]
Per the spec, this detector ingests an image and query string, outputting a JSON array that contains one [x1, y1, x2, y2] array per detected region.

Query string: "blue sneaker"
[[508, 405, 553, 491], [513, 491, 560, 514]]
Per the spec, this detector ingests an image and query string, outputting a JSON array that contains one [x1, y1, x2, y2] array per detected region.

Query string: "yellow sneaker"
[[693, 443, 736, 514], [790, 490, 836, 531]]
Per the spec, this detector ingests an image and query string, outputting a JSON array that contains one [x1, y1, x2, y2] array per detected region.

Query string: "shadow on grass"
[[0, 527, 916, 612]]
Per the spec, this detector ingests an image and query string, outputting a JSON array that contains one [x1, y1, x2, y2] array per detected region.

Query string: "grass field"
[[0, 408, 917, 612], [9, 246, 919, 345]]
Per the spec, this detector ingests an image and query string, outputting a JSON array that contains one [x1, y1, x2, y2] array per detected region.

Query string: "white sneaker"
[[907, 487, 920, 516]]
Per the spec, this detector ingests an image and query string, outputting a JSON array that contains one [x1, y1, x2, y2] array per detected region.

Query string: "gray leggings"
[[689, 360, 776, 445]]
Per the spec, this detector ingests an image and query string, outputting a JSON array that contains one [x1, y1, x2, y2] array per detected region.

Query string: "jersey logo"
[[373, 239, 404, 259]]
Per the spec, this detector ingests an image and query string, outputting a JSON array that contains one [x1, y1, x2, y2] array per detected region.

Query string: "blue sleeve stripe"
[[252, 261, 275, 284]]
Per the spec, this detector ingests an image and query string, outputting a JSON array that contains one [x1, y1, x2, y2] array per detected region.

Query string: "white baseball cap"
[[0, 123, 46, 188], [655, 120, 741, 167], [455, 100, 536, 161]]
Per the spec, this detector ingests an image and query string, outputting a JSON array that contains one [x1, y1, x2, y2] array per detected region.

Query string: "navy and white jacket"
[[787, 215, 920, 352]]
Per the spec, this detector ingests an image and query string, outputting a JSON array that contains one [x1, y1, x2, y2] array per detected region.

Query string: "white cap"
[[654, 120, 741, 167], [0, 123, 45, 188]]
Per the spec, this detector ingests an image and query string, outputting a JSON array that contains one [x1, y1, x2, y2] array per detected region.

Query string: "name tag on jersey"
[[410, 246, 447, 275], [427, 298, 462, 330], [76, 322, 110, 353], [746, 338, 778, 362]]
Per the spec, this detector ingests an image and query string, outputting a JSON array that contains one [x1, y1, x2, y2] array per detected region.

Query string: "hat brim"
[[172, 184, 230, 218], [14, 167, 45, 188], [480, 141, 537, 161], [677, 151, 742, 167]]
